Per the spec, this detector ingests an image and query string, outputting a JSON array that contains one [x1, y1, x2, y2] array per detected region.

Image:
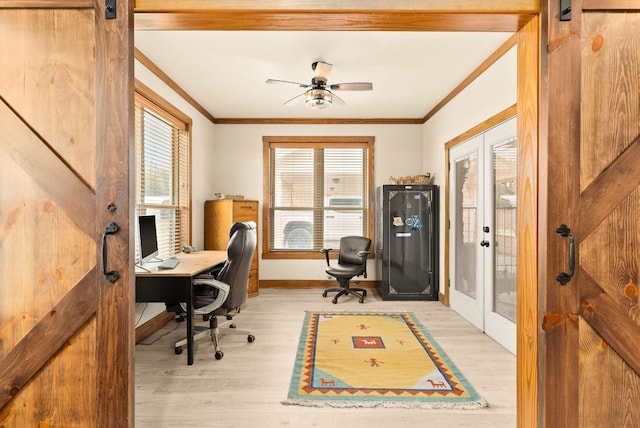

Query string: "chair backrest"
[[337, 236, 371, 268], [215, 221, 257, 311]]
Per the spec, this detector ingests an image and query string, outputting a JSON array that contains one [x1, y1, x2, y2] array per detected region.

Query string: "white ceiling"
[[134, 30, 513, 120]]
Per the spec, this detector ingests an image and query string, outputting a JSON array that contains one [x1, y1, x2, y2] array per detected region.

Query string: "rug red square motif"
[[352, 336, 385, 349]]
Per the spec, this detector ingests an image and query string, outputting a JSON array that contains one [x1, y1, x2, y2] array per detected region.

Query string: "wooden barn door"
[[0, 1, 134, 426], [543, 2, 640, 426]]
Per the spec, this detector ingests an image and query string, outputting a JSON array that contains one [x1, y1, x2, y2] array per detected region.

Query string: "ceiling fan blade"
[[331, 92, 346, 106], [330, 82, 373, 91], [266, 78, 309, 88], [313, 61, 332, 81], [283, 92, 305, 106]]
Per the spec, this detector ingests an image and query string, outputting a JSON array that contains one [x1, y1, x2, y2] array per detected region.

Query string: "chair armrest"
[[320, 248, 334, 266], [180, 277, 230, 315]]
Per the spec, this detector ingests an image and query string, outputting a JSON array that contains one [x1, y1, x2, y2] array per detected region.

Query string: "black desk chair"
[[321, 236, 371, 304], [174, 221, 257, 360]]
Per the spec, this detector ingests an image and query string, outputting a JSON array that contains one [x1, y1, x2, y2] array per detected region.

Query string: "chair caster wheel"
[[229, 323, 236, 329], [332, 298, 338, 304], [174, 347, 182, 355], [322, 291, 328, 297], [215, 351, 224, 360], [248, 335, 255, 343]]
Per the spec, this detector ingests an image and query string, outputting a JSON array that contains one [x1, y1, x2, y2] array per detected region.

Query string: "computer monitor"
[[138, 215, 159, 265]]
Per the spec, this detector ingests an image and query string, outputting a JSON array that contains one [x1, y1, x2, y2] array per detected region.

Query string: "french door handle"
[[555, 224, 575, 286], [102, 222, 120, 284]]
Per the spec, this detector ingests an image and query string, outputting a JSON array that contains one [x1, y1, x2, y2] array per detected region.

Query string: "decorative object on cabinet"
[[204, 199, 259, 297], [388, 173, 432, 185], [375, 185, 439, 301]]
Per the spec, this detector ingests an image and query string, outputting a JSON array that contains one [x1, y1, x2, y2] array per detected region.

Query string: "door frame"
[[132, 2, 542, 426]]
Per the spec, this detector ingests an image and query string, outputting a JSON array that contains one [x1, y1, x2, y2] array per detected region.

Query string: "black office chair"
[[174, 221, 257, 360], [321, 236, 371, 304]]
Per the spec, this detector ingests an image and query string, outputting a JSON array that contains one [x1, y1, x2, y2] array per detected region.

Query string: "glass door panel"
[[492, 138, 517, 322], [449, 135, 483, 330], [455, 153, 478, 299]]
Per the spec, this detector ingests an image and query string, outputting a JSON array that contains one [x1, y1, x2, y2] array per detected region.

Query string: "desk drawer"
[[233, 201, 257, 222]]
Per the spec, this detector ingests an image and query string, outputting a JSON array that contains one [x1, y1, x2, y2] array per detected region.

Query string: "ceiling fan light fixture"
[[305, 88, 332, 109]]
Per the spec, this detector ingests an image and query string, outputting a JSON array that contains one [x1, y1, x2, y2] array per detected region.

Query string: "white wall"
[[422, 46, 517, 294], [213, 124, 424, 280]]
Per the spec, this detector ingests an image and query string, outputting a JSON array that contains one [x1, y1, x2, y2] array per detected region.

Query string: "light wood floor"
[[135, 288, 516, 427]]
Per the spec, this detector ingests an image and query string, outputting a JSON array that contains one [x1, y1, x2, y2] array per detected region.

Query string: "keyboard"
[[158, 256, 180, 269]]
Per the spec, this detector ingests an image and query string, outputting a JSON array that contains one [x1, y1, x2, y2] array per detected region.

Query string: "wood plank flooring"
[[135, 288, 516, 427]]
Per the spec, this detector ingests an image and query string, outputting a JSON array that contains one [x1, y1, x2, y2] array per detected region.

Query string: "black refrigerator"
[[375, 185, 439, 300]]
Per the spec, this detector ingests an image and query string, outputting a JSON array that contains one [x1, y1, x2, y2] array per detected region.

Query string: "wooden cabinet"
[[204, 199, 259, 297]]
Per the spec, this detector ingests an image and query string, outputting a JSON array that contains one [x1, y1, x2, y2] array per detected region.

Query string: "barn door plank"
[[0, 98, 96, 235], [0, 271, 98, 408], [578, 137, 640, 237]]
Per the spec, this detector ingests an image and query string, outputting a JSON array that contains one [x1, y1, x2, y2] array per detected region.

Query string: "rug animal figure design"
[[283, 311, 487, 408]]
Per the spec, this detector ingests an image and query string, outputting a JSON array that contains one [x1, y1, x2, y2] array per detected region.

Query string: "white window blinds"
[[134, 97, 190, 262]]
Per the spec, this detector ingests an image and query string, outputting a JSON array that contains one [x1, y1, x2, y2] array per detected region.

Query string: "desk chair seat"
[[174, 221, 257, 360], [321, 236, 371, 304]]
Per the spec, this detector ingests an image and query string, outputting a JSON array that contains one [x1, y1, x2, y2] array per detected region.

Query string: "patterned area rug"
[[283, 311, 487, 409]]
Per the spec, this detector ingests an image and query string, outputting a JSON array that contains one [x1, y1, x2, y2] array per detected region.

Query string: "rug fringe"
[[281, 397, 489, 410]]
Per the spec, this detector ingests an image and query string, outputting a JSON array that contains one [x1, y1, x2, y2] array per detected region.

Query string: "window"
[[263, 136, 374, 258], [134, 82, 191, 262]]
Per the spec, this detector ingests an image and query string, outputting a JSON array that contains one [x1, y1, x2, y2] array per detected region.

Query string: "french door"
[[449, 117, 517, 353]]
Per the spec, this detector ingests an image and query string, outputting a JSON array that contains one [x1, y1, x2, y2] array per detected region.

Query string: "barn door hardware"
[[105, 0, 116, 19], [102, 222, 120, 283], [560, 0, 572, 21], [555, 224, 575, 285]]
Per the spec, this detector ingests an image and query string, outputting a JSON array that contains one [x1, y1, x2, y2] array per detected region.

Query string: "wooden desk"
[[136, 250, 227, 365]]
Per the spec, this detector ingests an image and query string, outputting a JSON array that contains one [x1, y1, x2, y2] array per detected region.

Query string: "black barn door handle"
[[556, 224, 575, 286], [102, 222, 120, 283]]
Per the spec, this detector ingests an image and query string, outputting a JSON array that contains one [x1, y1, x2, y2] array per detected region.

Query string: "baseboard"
[[259, 279, 379, 289], [135, 311, 175, 344]]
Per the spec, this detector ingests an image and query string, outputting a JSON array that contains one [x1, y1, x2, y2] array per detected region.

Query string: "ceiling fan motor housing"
[[305, 88, 332, 109]]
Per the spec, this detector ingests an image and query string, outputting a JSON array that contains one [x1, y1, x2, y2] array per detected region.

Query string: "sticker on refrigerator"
[[405, 215, 423, 230], [392, 217, 404, 227]]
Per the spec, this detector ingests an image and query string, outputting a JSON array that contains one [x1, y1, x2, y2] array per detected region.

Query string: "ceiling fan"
[[265, 61, 373, 109]]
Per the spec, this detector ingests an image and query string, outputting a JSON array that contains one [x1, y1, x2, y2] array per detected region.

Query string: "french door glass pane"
[[454, 152, 478, 300], [492, 139, 517, 322]]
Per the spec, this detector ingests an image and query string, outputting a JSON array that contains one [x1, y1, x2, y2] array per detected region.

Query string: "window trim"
[[134, 79, 193, 251], [262, 136, 375, 259]]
